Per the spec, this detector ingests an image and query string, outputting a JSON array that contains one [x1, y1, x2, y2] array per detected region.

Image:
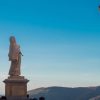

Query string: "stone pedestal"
[[3, 76, 29, 100]]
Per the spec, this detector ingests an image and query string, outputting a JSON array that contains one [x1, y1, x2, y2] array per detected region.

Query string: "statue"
[[8, 36, 23, 76], [3, 36, 29, 98]]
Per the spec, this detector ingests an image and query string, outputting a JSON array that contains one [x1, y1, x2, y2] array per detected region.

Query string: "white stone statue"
[[8, 36, 23, 76]]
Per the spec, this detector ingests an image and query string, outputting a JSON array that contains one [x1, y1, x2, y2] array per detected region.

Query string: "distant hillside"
[[28, 86, 100, 100], [89, 95, 100, 100]]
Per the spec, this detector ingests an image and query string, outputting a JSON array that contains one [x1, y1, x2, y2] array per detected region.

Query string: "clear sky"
[[0, 0, 100, 94]]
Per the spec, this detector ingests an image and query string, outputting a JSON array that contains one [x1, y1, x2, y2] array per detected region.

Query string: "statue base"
[[3, 76, 29, 100]]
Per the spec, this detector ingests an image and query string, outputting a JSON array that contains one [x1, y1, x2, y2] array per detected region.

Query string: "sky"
[[0, 0, 100, 94]]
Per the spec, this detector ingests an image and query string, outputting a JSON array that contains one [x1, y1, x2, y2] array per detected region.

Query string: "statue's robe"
[[8, 44, 21, 76]]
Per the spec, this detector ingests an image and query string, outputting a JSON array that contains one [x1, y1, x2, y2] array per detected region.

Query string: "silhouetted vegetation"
[[32, 98, 38, 100], [0, 96, 6, 100], [39, 96, 45, 100]]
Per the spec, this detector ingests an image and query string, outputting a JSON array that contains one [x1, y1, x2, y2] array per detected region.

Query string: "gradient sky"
[[0, 0, 100, 94]]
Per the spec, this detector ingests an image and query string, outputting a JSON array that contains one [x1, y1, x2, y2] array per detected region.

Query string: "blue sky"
[[0, 0, 100, 94]]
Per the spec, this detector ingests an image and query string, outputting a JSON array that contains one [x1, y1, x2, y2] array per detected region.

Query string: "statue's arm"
[[18, 45, 23, 56], [8, 46, 11, 60], [19, 51, 23, 56]]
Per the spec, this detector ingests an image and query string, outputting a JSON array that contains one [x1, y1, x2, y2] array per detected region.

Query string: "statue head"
[[9, 36, 16, 45]]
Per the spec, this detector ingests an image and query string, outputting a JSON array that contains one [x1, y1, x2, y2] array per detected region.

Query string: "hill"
[[28, 86, 100, 100]]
